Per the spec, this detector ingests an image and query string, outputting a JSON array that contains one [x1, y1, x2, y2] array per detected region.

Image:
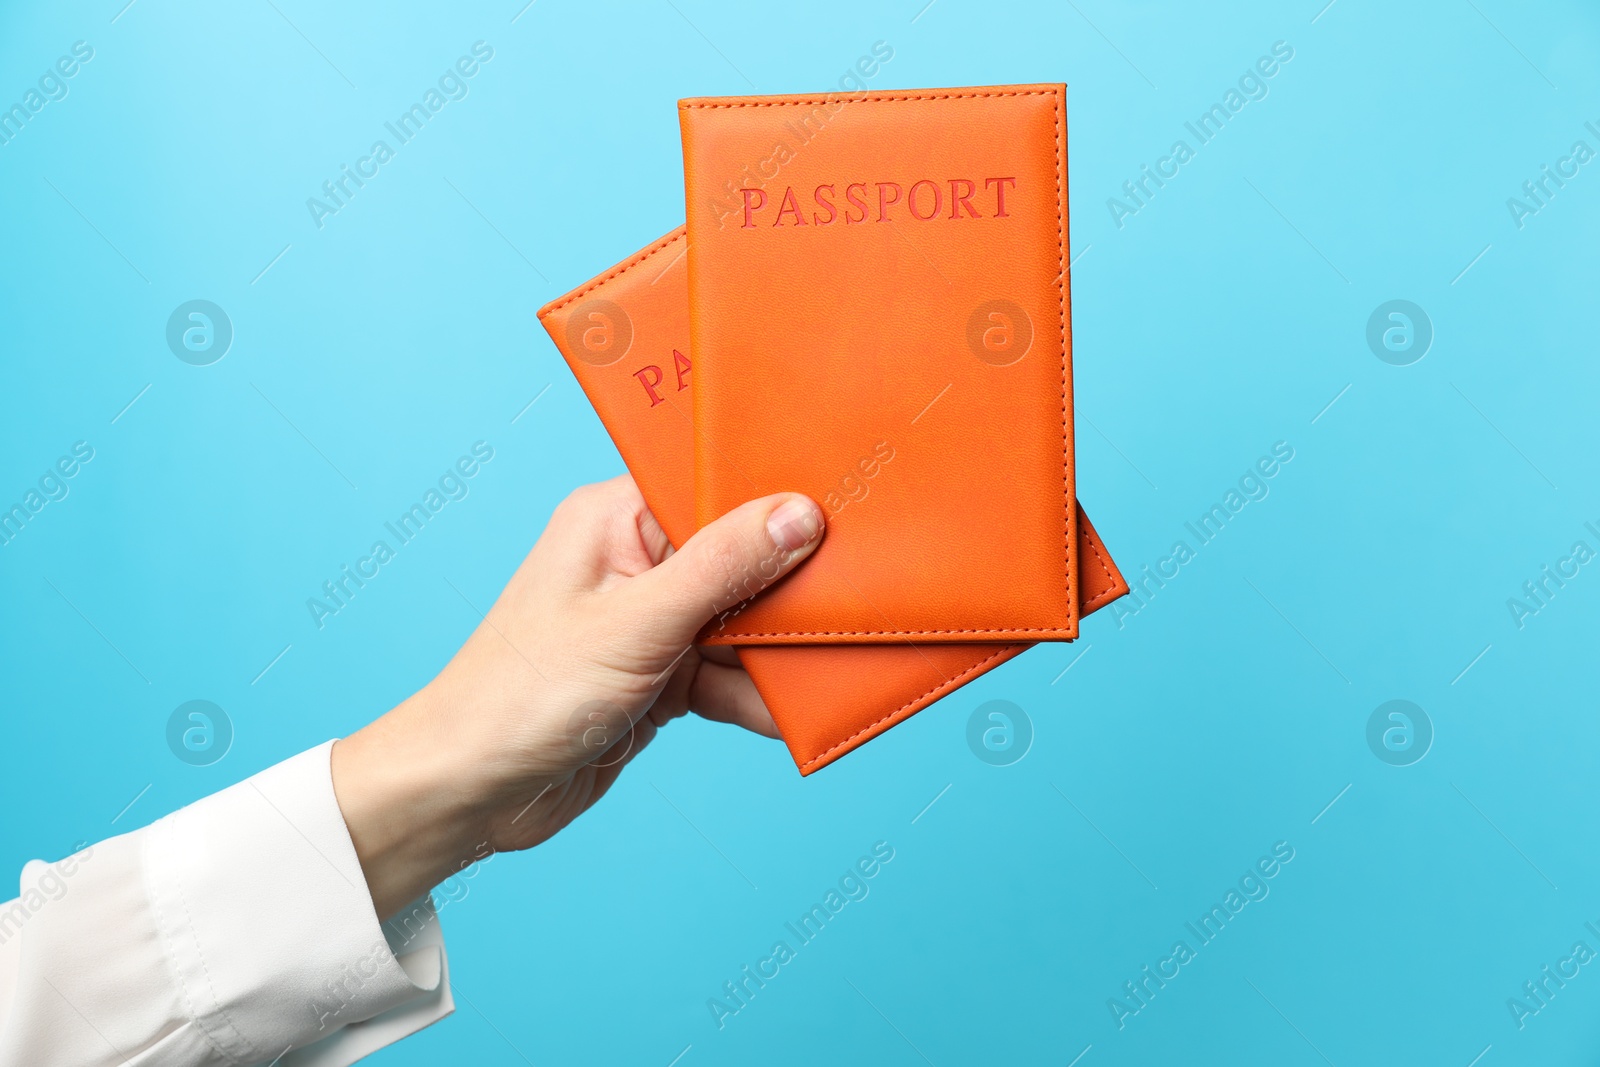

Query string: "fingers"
[[688, 659, 781, 738], [622, 493, 824, 651], [534, 476, 653, 585], [699, 644, 743, 668], [568, 657, 775, 788], [636, 504, 673, 566], [644, 647, 777, 739]]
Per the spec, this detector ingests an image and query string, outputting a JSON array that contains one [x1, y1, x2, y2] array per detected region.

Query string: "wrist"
[[331, 685, 493, 921]]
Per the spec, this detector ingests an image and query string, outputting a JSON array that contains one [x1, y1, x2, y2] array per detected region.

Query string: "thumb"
[[626, 493, 824, 649]]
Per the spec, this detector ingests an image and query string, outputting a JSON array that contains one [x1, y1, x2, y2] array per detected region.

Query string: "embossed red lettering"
[[735, 178, 1017, 229], [907, 179, 941, 220], [740, 188, 766, 228], [813, 184, 837, 225], [949, 178, 978, 219], [844, 182, 870, 224], [985, 176, 1017, 218], [773, 186, 808, 226], [634, 365, 665, 407], [875, 181, 902, 222]]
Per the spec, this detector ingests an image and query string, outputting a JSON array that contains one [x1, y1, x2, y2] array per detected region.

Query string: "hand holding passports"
[[539, 84, 1126, 774]]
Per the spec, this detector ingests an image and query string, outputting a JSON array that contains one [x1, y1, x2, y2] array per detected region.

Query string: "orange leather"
[[680, 85, 1077, 645], [538, 228, 1126, 774]]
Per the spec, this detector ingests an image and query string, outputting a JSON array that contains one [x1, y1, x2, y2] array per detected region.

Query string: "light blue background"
[[3, 0, 1599, 1062]]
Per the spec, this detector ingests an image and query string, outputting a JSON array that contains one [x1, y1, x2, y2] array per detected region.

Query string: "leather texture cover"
[[538, 228, 1126, 774], [680, 84, 1077, 645]]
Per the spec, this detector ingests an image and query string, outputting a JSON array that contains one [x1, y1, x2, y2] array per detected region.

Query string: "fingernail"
[[767, 497, 823, 553]]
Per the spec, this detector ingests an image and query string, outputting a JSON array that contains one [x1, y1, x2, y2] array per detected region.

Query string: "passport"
[[680, 85, 1080, 645]]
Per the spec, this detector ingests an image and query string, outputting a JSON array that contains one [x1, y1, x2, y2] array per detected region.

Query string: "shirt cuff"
[[143, 740, 454, 1065]]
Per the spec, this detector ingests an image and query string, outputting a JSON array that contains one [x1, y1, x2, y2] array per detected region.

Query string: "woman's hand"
[[330, 475, 824, 919]]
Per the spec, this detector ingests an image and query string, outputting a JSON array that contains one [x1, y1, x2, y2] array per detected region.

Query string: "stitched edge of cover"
[[537, 229, 686, 319], [712, 627, 1076, 639], [1080, 523, 1123, 609], [680, 90, 1059, 108], [799, 522, 1119, 766], [1054, 87, 1076, 632], [681, 87, 1075, 639], [799, 645, 1020, 773], [717, 536, 1116, 637]]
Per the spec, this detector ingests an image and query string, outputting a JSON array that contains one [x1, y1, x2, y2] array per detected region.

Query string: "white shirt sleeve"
[[0, 740, 454, 1066]]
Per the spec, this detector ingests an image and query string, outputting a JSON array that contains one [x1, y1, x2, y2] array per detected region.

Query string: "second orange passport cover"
[[538, 229, 1126, 774], [680, 85, 1078, 646]]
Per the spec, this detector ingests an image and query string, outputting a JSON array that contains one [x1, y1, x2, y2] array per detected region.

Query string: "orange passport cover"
[[538, 228, 1126, 774], [680, 85, 1077, 645]]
